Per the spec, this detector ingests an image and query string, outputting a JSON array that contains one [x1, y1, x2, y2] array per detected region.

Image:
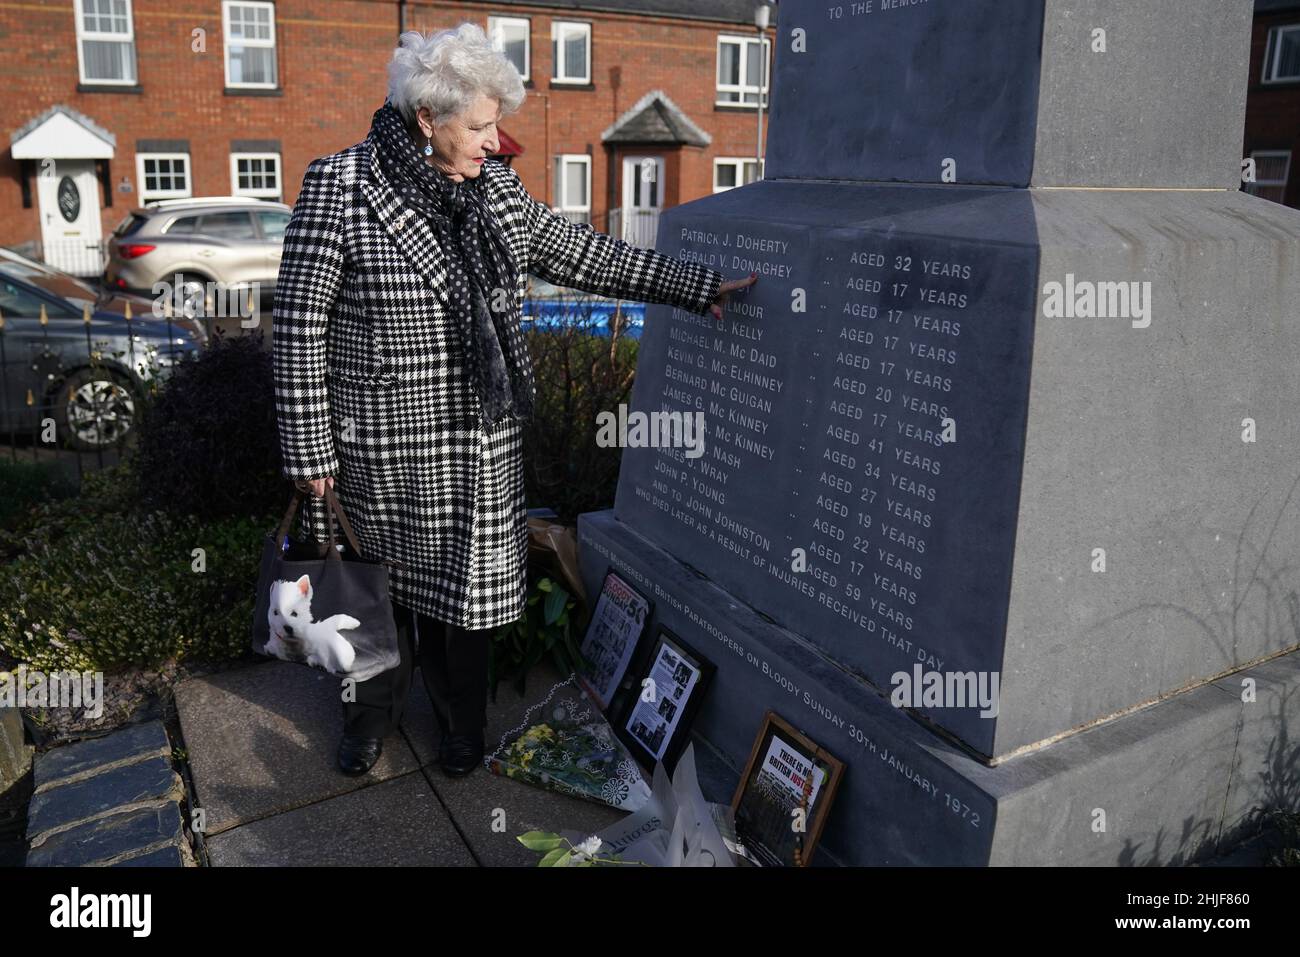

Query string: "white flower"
[[571, 836, 602, 862]]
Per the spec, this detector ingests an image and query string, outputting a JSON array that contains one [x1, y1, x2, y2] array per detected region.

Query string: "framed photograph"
[[576, 567, 652, 710], [730, 711, 844, 867], [613, 627, 715, 774]]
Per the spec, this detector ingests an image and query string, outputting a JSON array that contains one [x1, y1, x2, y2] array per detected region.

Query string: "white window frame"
[[552, 21, 591, 84], [713, 157, 764, 193], [1245, 150, 1291, 203], [223, 0, 278, 89], [553, 154, 591, 222], [74, 0, 138, 85], [716, 34, 770, 108], [489, 15, 530, 81], [137, 153, 192, 202], [1263, 24, 1300, 83], [230, 152, 282, 200]]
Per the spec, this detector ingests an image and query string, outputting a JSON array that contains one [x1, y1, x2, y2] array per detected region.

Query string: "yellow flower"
[[520, 723, 555, 747]]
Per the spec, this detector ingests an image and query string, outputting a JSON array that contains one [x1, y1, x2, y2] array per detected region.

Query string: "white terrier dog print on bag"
[[266, 574, 361, 674]]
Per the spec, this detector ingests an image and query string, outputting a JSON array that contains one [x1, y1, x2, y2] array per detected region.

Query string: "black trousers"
[[340, 600, 491, 740]]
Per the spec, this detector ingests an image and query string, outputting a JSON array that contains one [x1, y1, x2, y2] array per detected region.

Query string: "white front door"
[[621, 155, 664, 247], [36, 159, 104, 276]]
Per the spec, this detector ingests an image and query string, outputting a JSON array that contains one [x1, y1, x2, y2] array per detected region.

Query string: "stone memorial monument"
[[578, 0, 1300, 864]]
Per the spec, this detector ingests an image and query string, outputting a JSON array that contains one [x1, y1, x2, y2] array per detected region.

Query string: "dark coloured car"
[[0, 248, 205, 451]]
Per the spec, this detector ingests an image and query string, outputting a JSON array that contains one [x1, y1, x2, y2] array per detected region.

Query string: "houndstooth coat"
[[272, 135, 724, 630]]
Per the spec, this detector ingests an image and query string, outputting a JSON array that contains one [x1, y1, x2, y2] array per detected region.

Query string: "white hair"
[[386, 22, 526, 129]]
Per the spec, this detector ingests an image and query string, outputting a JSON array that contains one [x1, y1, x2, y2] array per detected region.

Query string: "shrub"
[[0, 459, 78, 533], [522, 309, 639, 521], [0, 462, 134, 565], [128, 331, 283, 522], [0, 462, 271, 672], [0, 507, 266, 672], [489, 574, 583, 699]]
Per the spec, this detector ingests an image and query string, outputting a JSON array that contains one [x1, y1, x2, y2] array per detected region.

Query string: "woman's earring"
[[423, 137, 433, 157]]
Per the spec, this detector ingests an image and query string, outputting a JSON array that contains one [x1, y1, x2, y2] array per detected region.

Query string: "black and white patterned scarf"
[[369, 100, 535, 428]]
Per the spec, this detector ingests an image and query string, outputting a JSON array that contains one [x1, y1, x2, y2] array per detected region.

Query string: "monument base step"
[[578, 508, 1300, 866]]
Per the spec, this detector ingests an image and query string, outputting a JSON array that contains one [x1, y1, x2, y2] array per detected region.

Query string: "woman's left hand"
[[709, 272, 759, 319]]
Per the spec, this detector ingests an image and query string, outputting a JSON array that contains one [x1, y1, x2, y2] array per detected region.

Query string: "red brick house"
[[1244, 0, 1300, 206], [2, 0, 776, 276]]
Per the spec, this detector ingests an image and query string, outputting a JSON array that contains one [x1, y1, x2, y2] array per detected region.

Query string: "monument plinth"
[[579, 0, 1300, 865]]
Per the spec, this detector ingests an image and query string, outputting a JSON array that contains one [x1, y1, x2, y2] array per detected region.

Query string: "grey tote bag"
[[251, 486, 401, 682]]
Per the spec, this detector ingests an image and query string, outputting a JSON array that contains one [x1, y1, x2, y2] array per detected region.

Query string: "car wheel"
[[53, 366, 140, 451], [172, 273, 213, 319]]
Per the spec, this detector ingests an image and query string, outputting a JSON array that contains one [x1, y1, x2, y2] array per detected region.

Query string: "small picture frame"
[[730, 711, 844, 867], [613, 627, 715, 774], [576, 567, 652, 710]]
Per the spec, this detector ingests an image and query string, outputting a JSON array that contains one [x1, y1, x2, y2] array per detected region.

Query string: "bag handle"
[[323, 484, 364, 560], [322, 491, 411, 568], [272, 485, 364, 561], [274, 489, 304, 544]]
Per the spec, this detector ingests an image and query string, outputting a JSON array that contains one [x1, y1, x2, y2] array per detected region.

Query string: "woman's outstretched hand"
[[709, 272, 759, 319], [295, 476, 335, 498]]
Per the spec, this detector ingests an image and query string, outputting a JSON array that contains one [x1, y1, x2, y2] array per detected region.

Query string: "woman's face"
[[416, 95, 502, 182]]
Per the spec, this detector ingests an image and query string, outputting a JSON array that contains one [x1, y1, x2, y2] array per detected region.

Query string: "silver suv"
[[103, 196, 290, 314]]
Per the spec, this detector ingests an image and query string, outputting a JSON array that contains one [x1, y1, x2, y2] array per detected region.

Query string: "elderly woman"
[[273, 23, 755, 778]]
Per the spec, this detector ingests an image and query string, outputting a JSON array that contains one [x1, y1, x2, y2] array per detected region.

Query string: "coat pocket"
[[327, 294, 393, 384], [327, 366, 398, 388]]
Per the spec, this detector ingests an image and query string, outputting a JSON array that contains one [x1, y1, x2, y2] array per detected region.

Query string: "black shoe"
[[337, 733, 383, 776], [441, 733, 484, 777]]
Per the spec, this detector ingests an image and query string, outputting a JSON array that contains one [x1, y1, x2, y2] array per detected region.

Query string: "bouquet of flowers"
[[541, 743, 750, 867], [487, 673, 651, 812]]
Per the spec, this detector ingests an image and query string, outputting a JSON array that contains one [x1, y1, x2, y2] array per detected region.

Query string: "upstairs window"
[[1263, 25, 1300, 83], [76, 0, 137, 84], [717, 34, 770, 107], [490, 15, 530, 80], [224, 1, 278, 88], [552, 21, 591, 84]]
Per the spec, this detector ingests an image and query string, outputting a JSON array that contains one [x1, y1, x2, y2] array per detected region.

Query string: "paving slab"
[[174, 660, 418, 835], [399, 660, 630, 865], [109, 843, 193, 867], [26, 803, 185, 867], [28, 755, 182, 842], [33, 719, 169, 789], [205, 770, 474, 866], [427, 762, 626, 867]]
